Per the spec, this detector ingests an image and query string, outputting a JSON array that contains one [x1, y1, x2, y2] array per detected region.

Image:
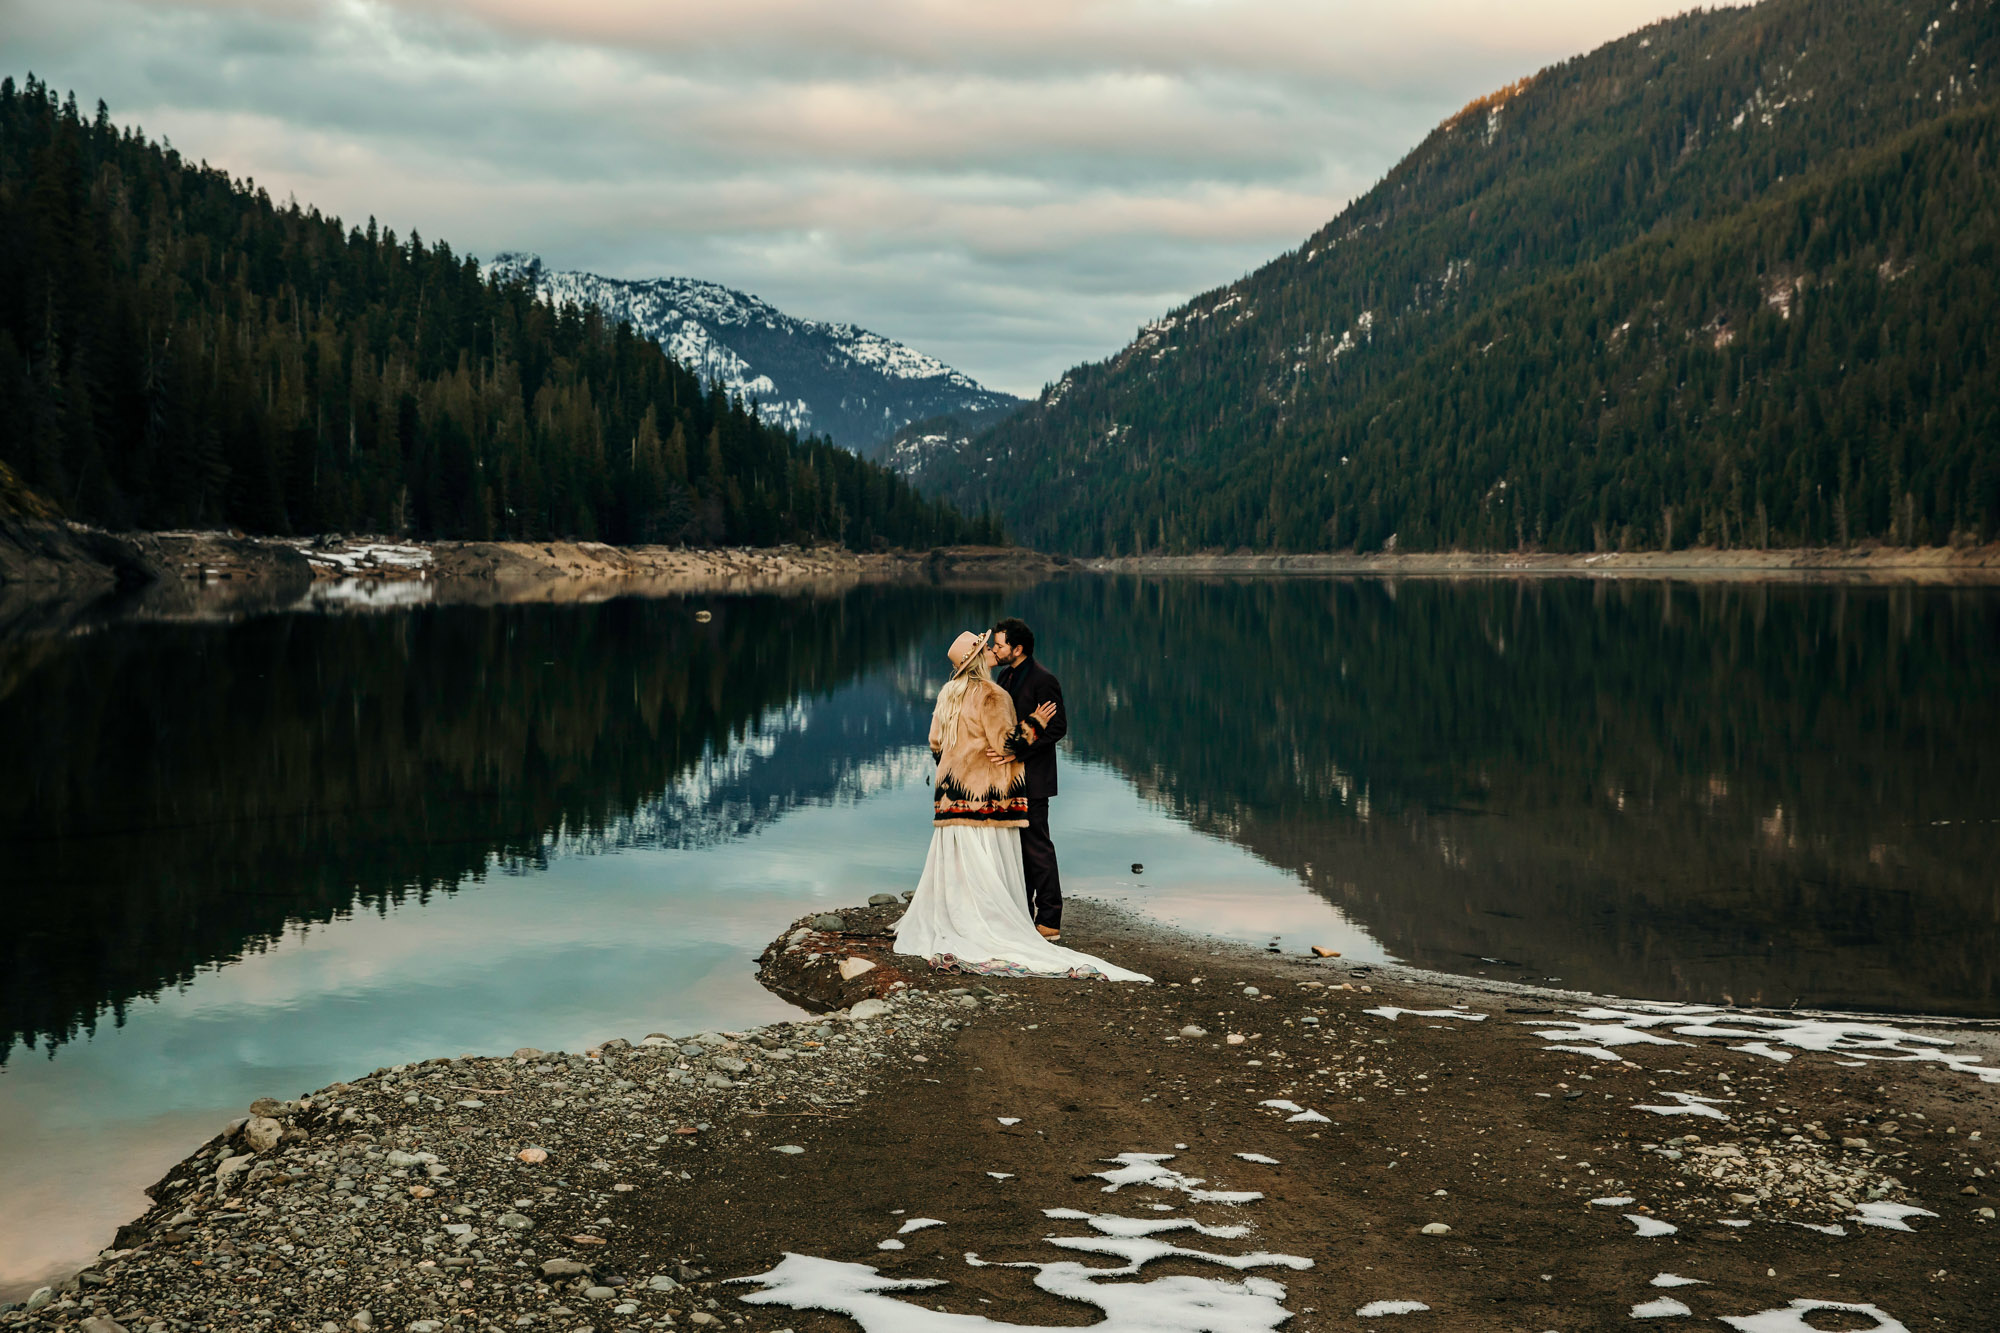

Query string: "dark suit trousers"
[[1023, 797, 1062, 928]]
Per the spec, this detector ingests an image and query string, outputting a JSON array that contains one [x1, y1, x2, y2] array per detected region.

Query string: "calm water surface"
[[2, 576, 1996, 1295]]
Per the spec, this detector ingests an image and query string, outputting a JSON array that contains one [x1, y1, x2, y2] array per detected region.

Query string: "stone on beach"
[[839, 956, 878, 981]]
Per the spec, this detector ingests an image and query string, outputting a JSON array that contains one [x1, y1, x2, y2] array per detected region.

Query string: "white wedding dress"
[[894, 825, 1151, 982]]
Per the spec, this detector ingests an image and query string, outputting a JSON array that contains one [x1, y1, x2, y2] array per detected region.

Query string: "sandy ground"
[[1084, 546, 2000, 582], [17, 899, 1995, 1329]]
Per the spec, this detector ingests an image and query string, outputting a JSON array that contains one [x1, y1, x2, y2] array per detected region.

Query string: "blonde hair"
[[936, 634, 992, 751]]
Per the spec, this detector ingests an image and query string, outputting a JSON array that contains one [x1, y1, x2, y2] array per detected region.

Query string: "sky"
[[7, 0, 1706, 395]]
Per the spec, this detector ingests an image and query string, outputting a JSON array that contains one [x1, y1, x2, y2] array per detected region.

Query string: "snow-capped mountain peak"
[[487, 253, 1019, 449]]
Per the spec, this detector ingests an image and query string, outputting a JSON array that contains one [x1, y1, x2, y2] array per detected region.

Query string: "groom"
[[988, 617, 1068, 940]]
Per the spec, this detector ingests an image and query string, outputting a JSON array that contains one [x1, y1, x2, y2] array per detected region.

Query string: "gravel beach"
[[10, 899, 1996, 1331]]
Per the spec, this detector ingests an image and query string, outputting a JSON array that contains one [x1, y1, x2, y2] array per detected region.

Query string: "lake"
[[2, 575, 1996, 1297]]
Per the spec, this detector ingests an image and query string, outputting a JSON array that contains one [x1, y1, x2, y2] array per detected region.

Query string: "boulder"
[[241, 1116, 284, 1153]]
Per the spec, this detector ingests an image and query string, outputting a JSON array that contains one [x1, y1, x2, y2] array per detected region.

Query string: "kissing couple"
[[893, 617, 1149, 983]]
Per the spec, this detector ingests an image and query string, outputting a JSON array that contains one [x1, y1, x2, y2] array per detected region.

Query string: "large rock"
[[849, 999, 892, 1021], [241, 1116, 283, 1153], [213, 1153, 255, 1194], [540, 1258, 590, 1277]]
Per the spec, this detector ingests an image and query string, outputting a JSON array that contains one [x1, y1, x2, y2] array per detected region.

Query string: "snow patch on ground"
[[1364, 1007, 1486, 1022], [1632, 1296, 1693, 1318], [1040, 1209, 1249, 1240], [1355, 1300, 1430, 1316], [1633, 1092, 1731, 1121], [1718, 1300, 1910, 1333], [1625, 1214, 1680, 1237], [1526, 1003, 2000, 1083], [1847, 1201, 1937, 1232], [736, 1150, 1312, 1333], [1092, 1153, 1262, 1205]]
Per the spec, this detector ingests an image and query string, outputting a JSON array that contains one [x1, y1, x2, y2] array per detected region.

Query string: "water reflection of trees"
[[1020, 578, 2000, 1016], [0, 588, 993, 1062]]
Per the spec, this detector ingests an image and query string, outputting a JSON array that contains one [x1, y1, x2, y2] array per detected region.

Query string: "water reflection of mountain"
[[0, 588, 994, 1062], [1018, 578, 2000, 1017], [537, 681, 935, 858]]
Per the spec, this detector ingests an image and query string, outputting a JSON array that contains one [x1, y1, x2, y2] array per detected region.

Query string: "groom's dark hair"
[[992, 617, 1035, 658]]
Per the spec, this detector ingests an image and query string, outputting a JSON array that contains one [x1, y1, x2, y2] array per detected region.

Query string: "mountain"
[[867, 413, 991, 485], [0, 79, 991, 549], [487, 254, 1022, 452], [913, 0, 2000, 555]]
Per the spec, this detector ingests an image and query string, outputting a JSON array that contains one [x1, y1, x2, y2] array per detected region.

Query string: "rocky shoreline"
[[0, 520, 1069, 596], [0, 522, 1073, 639], [1083, 544, 2000, 582], [8, 899, 1998, 1330]]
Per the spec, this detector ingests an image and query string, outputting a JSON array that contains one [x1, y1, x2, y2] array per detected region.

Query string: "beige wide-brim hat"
[[947, 630, 989, 671]]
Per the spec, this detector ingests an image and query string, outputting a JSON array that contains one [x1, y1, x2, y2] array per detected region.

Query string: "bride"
[[894, 630, 1149, 982]]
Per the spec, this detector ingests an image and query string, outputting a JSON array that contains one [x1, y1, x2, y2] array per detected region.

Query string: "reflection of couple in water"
[[893, 617, 1150, 983]]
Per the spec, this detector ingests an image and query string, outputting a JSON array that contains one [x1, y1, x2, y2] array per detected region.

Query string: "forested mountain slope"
[[0, 80, 992, 549], [921, 0, 2000, 555], [489, 254, 1021, 452]]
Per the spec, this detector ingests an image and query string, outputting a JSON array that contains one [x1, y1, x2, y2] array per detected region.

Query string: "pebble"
[[849, 998, 892, 1021], [542, 1259, 590, 1277], [1242, 986, 1261, 997], [583, 1285, 617, 1300], [518, 1147, 549, 1163], [1180, 1025, 1209, 1038], [1420, 1222, 1451, 1235]]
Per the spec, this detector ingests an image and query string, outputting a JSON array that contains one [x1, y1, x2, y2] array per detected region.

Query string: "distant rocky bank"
[[0, 519, 1073, 633], [1085, 544, 2000, 582], [10, 899, 1996, 1330]]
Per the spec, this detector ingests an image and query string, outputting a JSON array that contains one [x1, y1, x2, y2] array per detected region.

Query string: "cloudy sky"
[[10, 0, 1701, 394]]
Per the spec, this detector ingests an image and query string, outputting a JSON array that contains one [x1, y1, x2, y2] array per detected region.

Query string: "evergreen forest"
[[925, 0, 2000, 555], [0, 78, 995, 548]]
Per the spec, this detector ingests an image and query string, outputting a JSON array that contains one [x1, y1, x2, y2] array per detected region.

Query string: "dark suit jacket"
[[997, 656, 1067, 798]]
